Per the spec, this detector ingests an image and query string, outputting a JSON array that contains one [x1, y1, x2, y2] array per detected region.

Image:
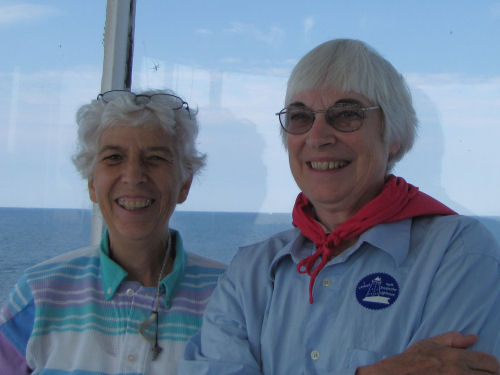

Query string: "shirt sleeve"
[[0, 274, 35, 374], [408, 219, 500, 358], [179, 266, 264, 375]]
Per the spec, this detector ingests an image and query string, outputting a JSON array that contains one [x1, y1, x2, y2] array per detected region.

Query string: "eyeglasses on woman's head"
[[97, 90, 190, 115]]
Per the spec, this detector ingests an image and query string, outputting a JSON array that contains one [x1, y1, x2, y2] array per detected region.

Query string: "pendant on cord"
[[138, 234, 171, 362], [139, 310, 163, 361], [152, 310, 162, 360], [152, 343, 163, 360]]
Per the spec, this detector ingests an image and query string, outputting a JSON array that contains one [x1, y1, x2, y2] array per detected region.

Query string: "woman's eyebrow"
[[334, 98, 363, 106], [97, 145, 173, 156], [97, 145, 123, 155], [146, 146, 174, 156], [288, 101, 307, 107], [288, 99, 365, 108]]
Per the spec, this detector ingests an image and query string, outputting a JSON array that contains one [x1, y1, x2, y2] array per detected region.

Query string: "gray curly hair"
[[72, 89, 206, 181]]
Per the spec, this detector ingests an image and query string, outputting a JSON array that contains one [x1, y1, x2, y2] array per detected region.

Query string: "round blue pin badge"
[[356, 272, 399, 310]]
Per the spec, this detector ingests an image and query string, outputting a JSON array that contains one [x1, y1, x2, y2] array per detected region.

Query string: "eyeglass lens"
[[99, 91, 185, 110], [281, 105, 366, 134]]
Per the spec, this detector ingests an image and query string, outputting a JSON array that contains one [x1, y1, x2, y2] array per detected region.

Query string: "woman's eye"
[[290, 111, 312, 122], [147, 155, 166, 162], [103, 154, 122, 162], [336, 109, 362, 120]]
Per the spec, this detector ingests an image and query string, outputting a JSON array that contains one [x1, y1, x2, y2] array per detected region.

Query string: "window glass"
[[2, 1, 499, 304], [0, 1, 105, 303], [132, 0, 500, 258]]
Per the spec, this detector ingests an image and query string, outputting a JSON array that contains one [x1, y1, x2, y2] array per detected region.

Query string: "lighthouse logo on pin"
[[356, 273, 399, 310]]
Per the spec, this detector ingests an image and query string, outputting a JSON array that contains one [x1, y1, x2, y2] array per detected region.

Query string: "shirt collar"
[[100, 228, 187, 304], [268, 228, 305, 277], [161, 229, 187, 308], [100, 230, 127, 299], [359, 218, 411, 266], [268, 219, 412, 278]]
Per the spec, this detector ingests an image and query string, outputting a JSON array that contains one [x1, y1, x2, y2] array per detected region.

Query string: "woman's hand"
[[356, 332, 499, 375]]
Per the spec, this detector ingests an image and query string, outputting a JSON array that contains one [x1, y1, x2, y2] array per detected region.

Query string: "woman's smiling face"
[[88, 124, 192, 244], [287, 88, 399, 225]]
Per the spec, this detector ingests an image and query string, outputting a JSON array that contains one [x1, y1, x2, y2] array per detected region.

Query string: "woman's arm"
[[0, 276, 35, 374]]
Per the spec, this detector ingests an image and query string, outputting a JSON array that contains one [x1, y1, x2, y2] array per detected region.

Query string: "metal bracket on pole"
[[91, 0, 136, 245]]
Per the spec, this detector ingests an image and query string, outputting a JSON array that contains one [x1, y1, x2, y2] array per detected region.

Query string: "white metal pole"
[[91, 0, 136, 245]]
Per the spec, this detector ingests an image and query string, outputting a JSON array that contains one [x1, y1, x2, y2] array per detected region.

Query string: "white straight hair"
[[282, 39, 417, 171]]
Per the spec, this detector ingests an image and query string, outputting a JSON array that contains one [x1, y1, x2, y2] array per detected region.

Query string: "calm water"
[[0, 208, 293, 305], [1, 207, 499, 305]]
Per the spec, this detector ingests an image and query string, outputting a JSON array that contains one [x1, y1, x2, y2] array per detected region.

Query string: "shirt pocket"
[[348, 348, 385, 368]]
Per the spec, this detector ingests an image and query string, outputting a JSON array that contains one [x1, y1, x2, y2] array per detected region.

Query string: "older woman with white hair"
[[180, 39, 500, 374], [0, 89, 225, 374]]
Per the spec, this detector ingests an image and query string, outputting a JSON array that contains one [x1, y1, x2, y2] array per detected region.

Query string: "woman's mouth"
[[309, 160, 349, 170], [116, 198, 153, 211]]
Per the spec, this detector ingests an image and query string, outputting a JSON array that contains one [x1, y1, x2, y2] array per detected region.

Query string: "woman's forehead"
[[289, 88, 372, 107], [98, 124, 172, 147]]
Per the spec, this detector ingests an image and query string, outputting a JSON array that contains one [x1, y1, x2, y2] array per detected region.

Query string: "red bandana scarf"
[[293, 175, 456, 304]]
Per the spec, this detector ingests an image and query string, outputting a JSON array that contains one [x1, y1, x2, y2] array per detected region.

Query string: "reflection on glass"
[[0, 2, 105, 301], [1, 1, 499, 304]]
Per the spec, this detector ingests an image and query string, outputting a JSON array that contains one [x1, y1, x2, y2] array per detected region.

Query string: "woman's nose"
[[306, 114, 337, 148], [121, 159, 147, 184]]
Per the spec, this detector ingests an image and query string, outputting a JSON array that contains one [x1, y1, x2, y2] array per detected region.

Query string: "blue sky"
[[132, 0, 500, 76], [1, 1, 499, 215]]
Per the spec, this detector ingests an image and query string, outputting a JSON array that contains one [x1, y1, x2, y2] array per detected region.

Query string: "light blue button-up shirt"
[[180, 215, 500, 375]]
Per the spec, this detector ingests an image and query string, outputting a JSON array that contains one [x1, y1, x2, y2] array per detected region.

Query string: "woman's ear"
[[88, 179, 97, 203], [389, 142, 401, 157], [177, 176, 193, 204]]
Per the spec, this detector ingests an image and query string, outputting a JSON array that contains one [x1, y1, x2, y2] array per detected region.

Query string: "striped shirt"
[[0, 229, 226, 374]]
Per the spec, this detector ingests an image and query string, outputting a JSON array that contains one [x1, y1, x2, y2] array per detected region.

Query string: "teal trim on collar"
[[161, 229, 187, 308], [99, 228, 187, 303], [99, 229, 128, 300]]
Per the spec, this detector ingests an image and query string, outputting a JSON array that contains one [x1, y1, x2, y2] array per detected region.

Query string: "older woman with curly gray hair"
[[0, 89, 225, 375]]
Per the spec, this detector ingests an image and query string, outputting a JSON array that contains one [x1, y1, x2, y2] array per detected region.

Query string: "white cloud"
[[0, 65, 100, 209], [492, 2, 500, 18], [195, 28, 213, 35], [224, 22, 285, 45], [2, 61, 499, 214], [304, 16, 314, 36], [0, 3, 59, 25], [219, 57, 241, 64], [398, 73, 500, 215]]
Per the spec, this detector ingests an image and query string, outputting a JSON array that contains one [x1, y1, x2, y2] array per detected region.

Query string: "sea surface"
[[0, 207, 293, 305], [1, 207, 499, 306]]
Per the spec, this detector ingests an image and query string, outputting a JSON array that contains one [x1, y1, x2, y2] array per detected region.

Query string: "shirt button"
[[311, 350, 320, 360], [126, 288, 135, 296], [128, 354, 136, 362], [322, 278, 332, 287]]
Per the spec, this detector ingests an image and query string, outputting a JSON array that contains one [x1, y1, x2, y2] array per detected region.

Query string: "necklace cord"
[[138, 232, 172, 360]]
